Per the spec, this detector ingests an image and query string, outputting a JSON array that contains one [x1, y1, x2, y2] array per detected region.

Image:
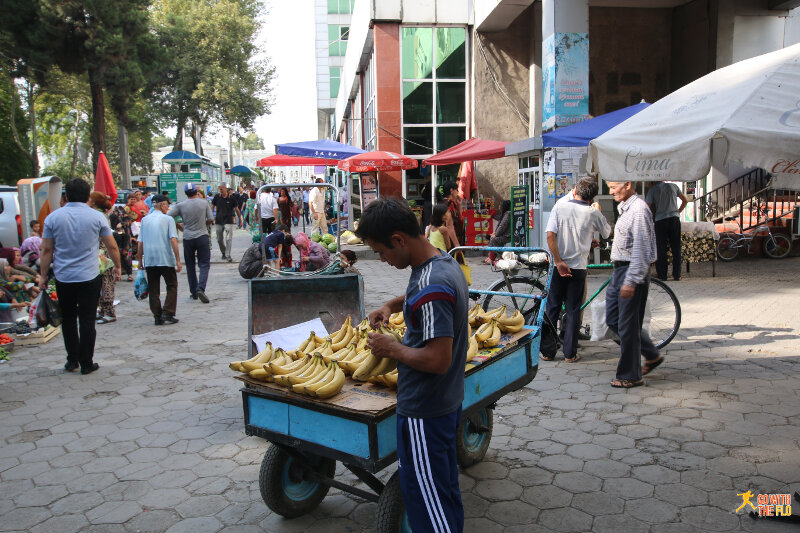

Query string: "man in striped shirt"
[[606, 181, 663, 388]]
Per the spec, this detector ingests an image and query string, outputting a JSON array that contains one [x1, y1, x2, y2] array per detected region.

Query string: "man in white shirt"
[[259, 188, 278, 234], [138, 195, 183, 325], [545, 178, 611, 362], [308, 178, 328, 235]]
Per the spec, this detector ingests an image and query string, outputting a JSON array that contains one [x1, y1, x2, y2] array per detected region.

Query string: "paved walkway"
[[1, 231, 798, 532]]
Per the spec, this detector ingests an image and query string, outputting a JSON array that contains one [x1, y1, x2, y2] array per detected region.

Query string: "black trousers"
[[55, 276, 102, 369], [183, 235, 210, 295], [605, 265, 659, 381], [545, 268, 587, 358], [655, 217, 681, 280], [146, 266, 178, 318]]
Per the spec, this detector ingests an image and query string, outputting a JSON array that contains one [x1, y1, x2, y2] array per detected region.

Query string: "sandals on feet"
[[540, 355, 555, 361], [611, 379, 644, 388], [565, 355, 582, 363], [642, 356, 664, 376], [97, 317, 116, 324]]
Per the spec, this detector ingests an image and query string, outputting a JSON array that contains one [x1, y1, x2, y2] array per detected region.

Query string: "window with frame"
[[401, 26, 467, 156], [328, 25, 349, 56], [329, 67, 341, 99], [327, 0, 354, 14], [363, 54, 377, 152]]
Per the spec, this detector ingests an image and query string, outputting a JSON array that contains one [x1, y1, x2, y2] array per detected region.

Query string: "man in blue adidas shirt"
[[357, 197, 468, 533]]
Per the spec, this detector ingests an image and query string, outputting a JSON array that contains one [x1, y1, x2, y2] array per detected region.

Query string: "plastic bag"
[[453, 251, 471, 286], [238, 243, 263, 279], [36, 294, 63, 328], [28, 293, 43, 329], [590, 298, 614, 341], [134, 270, 149, 301]]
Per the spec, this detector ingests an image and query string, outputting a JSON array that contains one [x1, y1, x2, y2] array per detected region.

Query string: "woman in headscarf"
[[0, 258, 39, 303], [20, 231, 42, 269], [243, 190, 260, 243], [277, 187, 293, 227], [293, 232, 330, 272], [88, 192, 117, 324], [0, 248, 40, 283]]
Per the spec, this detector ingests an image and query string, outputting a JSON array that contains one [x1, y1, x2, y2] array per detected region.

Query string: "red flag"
[[94, 152, 118, 205]]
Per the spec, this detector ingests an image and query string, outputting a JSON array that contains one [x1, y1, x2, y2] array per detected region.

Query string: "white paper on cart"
[[250, 318, 330, 353]]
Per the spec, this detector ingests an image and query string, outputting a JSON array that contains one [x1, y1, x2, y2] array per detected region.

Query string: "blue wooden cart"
[[238, 247, 552, 531]]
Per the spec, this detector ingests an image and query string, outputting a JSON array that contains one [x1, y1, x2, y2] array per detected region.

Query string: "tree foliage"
[[239, 132, 265, 150], [0, 79, 32, 183]]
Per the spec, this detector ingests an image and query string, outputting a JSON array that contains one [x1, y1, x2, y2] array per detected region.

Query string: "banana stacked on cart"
[[230, 306, 528, 397], [229, 315, 406, 398]]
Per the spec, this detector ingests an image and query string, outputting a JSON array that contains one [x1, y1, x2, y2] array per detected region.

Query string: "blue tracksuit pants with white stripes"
[[397, 408, 464, 533]]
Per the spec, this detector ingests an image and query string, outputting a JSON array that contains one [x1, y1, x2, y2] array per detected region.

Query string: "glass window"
[[435, 27, 466, 79], [402, 27, 433, 79], [329, 67, 341, 99], [340, 26, 349, 42], [328, 25, 348, 56], [436, 83, 465, 123], [404, 127, 434, 155], [328, 0, 353, 14], [437, 127, 466, 152], [403, 81, 432, 124]]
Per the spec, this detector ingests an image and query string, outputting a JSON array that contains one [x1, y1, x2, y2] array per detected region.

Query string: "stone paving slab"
[[1, 231, 798, 532]]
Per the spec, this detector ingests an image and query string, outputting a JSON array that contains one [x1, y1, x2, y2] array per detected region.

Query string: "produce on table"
[[346, 236, 362, 245], [321, 233, 335, 245], [0, 333, 14, 345], [327, 242, 337, 252], [311, 233, 322, 243]]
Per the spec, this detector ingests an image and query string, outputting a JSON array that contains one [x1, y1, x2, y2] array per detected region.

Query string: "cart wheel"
[[375, 471, 413, 533], [259, 445, 335, 518], [456, 407, 493, 467]]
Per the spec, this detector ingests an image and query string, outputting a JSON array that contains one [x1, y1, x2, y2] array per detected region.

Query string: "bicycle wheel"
[[483, 276, 545, 325], [716, 236, 738, 261], [763, 234, 792, 259], [646, 278, 681, 349]]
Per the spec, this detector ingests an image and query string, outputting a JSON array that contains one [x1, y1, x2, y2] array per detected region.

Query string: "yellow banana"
[[308, 364, 346, 399], [477, 305, 506, 324], [496, 310, 525, 332], [295, 332, 316, 353], [272, 356, 317, 385], [327, 343, 355, 363], [294, 362, 335, 393], [265, 354, 312, 375], [352, 350, 380, 381], [331, 327, 353, 351], [230, 342, 272, 372], [382, 370, 398, 388], [468, 303, 483, 327], [240, 343, 274, 372], [369, 356, 397, 377], [481, 320, 501, 348], [229, 361, 245, 372], [248, 368, 273, 381], [466, 335, 479, 362], [475, 321, 494, 342], [355, 331, 368, 352], [286, 356, 328, 385]]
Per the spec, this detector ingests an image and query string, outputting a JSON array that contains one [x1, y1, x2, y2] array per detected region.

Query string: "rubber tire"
[[259, 445, 335, 518], [483, 277, 545, 326], [716, 236, 738, 261], [647, 278, 681, 350], [375, 471, 413, 533], [456, 407, 493, 467], [763, 234, 792, 259]]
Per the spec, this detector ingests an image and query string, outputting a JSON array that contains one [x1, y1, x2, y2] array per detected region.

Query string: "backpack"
[[238, 243, 263, 279]]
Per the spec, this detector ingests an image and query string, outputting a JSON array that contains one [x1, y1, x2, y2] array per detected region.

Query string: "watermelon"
[[321, 233, 335, 245], [327, 242, 338, 252], [311, 233, 322, 243]]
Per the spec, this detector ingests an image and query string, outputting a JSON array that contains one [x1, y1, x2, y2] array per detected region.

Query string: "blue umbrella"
[[275, 139, 366, 160], [543, 102, 650, 147], [229, 165, 253, 176]]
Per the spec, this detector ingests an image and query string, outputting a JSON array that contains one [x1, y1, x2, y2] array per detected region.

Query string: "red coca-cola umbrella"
[[337, 151, 418, 172]]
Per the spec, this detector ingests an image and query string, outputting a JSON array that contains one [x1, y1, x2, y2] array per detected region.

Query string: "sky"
[[251, 0, 318, 151], [207, 0, 318, 152]]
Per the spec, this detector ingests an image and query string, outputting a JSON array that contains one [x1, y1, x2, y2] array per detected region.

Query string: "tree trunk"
[[26, 81, 40, 178], [89, 68, 106, 173], [191, 118, 204, 156], [173, 114, 185, 151], [118, 122, 131, 189], [70, 110, 80, 179]]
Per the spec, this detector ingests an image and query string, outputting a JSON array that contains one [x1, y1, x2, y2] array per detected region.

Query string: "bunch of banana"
[[495, 309, 525, 333], [466, 334, 479, 362], [309, 339, 334, 360], [337, 348, 372, 375], [272, 354, 326, 387], [289, 332, 320, 359], [325, 343, 356, 363], [376, 325, 403, 343], [302, 361, 346, 399], [352, 350, 398, 381], [368, 368, 398, 388], [354, 330, 369, 353], [388, 312, 405, 329], [468, 303, 484, 328], [327, 316, 355, 351], [474, 319, 501, 348], [355, 318, 372, 333], [230, 342, 275, 373], [476, 305, 507, 325]]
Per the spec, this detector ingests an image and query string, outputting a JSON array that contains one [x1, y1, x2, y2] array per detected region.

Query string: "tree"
[[0, 79, 33, 183], [239, 132, 265, 150], [150, 0, 273, 155]]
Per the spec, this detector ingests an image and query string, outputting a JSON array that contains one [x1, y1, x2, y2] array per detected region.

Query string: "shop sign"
[[511, 186, 528, 247]]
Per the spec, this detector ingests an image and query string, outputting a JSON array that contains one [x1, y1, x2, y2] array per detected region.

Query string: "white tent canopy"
[[588, 43, 800, 188]]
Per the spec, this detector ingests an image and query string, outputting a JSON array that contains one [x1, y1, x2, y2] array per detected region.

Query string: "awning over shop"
[[255, 154, 339, 167], [275, 139, 365, 160], [542, 102, 650, 147], [422, 138, 510, 166]]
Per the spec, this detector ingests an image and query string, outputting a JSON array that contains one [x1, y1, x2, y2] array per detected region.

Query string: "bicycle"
[[716, 210, 792, 261], [474, 250, 681, 350]]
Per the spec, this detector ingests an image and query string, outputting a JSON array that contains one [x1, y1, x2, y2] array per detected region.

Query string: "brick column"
[[373, 23, 402, 197]]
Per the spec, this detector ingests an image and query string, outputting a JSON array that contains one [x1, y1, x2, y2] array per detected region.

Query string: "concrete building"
[[315, 0, 357, 139], [329, 0, 799, 240]]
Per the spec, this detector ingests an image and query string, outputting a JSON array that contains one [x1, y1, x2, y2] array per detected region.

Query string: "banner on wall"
[[510, 186, 528, 247], [542, 33, 590, 131]]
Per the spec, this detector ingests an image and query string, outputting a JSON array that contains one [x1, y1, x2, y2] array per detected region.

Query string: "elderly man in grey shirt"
[[606, 181, 662, 388], [168, 183, 214, 303]]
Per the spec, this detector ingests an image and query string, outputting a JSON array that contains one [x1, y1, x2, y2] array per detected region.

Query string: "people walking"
[[259, 187, 278, 234], [544, 179, 611, 362], [309, 179, 328, 236], [212, 183, 241, 262], [138, 195, 182, 325], [302, 187, 310, 225], [646, 181, 688, 281], [88, 192, 118, 324], [169, 183, 214, 303], [38, 178, 121, 375], [605, 181, 663, 388]]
